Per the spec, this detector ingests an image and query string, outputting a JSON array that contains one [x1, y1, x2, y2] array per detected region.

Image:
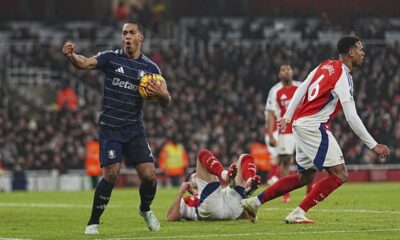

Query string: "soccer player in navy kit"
[[62, 20, 171, 234]]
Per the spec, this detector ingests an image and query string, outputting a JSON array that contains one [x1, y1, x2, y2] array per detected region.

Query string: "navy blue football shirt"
[[94, 49, 161, 128]]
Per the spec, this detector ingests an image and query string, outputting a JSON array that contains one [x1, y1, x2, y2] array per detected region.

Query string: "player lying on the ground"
[[167, 149, 262, 221]]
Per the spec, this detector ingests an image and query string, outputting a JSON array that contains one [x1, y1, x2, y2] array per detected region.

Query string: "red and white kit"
[[266, 81, 301, 155], [283, 60, 377, 170]]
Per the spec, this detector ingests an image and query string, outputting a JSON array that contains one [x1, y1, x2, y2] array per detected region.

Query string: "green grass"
[[0, 183, 399, 240]]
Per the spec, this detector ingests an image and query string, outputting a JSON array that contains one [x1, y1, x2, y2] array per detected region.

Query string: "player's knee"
[[103, 169, 120, 183], [140, 171, 156, 182], [279, 155, 292, 166], [102, 163, 121, 183], [299, 175, 313, 185], [336, 171, 348, 183], [327, 165, 348, 183], [299, 169, 317, 185]]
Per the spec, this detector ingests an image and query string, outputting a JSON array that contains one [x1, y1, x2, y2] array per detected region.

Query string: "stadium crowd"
[[1, 20, 399, 172]]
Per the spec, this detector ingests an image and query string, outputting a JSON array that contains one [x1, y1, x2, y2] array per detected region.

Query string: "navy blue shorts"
[[99, 124, 154, 167]]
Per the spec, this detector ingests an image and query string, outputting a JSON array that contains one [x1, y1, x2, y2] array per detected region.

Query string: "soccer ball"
[[139, 73, 163, 101]]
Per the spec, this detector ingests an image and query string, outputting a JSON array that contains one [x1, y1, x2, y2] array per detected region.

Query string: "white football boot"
[[285, 207, 315, 224], [139, 209, 161, 231], [241, 197, 261, 223], [84, 224, 99, 234]]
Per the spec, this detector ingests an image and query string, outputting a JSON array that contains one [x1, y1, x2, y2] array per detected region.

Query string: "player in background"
[[266, 64, 301, 202], [243, 36, 390, 224], [167, 150, 261, 221], [62, 20, 171, 234]]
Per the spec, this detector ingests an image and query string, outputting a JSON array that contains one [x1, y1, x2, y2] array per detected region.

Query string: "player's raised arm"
[[62, 42, 97, 70], [167, 182, 192, 221]]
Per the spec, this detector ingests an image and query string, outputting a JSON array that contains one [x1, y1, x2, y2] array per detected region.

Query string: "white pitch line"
[[0, 203, 123, 208], [263, 207, 400, 215], [0, 203, 91, 208], [0, 238, 31, 240], [0, 203, 398, 215], [98, 228, 400, 240]]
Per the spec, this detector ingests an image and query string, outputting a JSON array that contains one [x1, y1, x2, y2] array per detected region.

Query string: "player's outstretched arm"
[[167, 182, 191, 221], [62, 42, 97, 70]]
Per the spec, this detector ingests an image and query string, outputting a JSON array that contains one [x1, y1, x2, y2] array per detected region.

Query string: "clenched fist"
[[62, 42, 75, 58]]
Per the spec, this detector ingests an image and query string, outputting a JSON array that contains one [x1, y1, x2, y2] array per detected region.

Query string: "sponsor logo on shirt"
[[115, 67, 125, 74], [112, 77, 138, 91]]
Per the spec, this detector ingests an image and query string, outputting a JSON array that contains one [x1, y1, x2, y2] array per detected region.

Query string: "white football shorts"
[[277, 133, 296, 155], [196, 178, 244, 220], [293, 125, 345, 171]]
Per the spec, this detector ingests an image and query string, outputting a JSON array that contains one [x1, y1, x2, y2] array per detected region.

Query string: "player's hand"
[[179, 182, 192, 194], [269, 135, 277, 147], [147, 77, 169, 100], [372, 144, 390, 159], [62, 42, 75, 58], [277, 118, 291, 132]]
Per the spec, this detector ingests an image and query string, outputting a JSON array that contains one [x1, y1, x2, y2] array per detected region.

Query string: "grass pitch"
[[0, 183, 399, 240]]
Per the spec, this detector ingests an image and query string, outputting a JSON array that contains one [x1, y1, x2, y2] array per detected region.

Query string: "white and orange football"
[[138, 73, 164, 101]]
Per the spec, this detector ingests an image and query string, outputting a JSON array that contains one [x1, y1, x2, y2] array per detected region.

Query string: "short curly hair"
[[337, 36, 361, 54]]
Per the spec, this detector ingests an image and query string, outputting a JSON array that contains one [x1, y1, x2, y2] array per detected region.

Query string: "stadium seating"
[[0, 17, 399, 172]]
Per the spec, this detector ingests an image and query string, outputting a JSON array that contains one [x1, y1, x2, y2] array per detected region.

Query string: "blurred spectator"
[[1, 17, 399, 172], [11, 164, 28, 191], [150, 0, 167, 34], [56, 80, 78, 111], [0, 158, 3, 176], [159, 138, 189, 186], [114, 1, 129, 22], [85, 137, 101, 189]]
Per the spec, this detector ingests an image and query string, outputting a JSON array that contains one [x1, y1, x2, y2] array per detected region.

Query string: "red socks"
[[257, 174, 304, 204], [268, 164, 280, 179], [306, 183, 314, 194], [198, 149, 224, 177], [240, 154, 256, 180], [300, 174, 342, 212]]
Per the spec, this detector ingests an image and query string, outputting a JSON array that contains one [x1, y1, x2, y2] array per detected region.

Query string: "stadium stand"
[[0, 16, 399, 176]]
